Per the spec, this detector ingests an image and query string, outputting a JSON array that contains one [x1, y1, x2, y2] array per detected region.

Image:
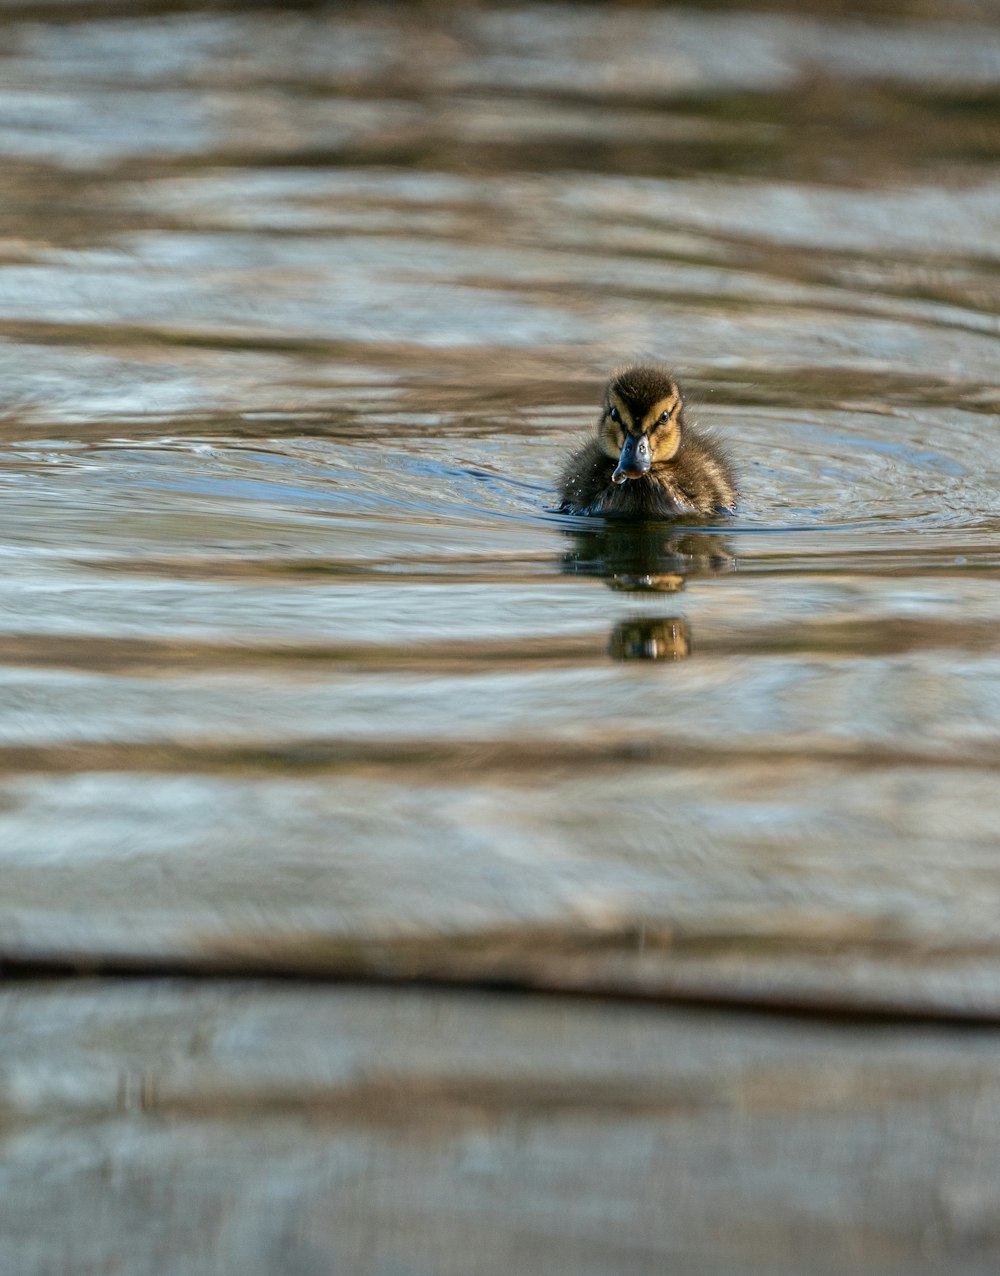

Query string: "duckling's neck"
[[597, 467, 698, 518]]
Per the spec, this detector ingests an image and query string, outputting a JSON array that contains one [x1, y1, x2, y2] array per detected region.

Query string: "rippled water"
[[0, 2, 999, 991], [8, 5, 1000, 1271]]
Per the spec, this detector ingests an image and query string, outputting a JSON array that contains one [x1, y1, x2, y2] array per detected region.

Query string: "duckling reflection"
[[610, 617, 691, 662], [561, 521, 734, 592], [561, 521, 733, 664]]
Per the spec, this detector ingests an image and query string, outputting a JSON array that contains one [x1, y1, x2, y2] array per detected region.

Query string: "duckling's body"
[[559, 365, 736, 518]]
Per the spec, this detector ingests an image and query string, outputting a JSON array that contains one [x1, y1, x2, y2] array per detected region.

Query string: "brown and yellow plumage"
[[558, 365, 736, 518]]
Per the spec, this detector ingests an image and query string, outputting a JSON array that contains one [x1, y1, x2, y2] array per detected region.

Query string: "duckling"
[[558, 365, 736, 518]]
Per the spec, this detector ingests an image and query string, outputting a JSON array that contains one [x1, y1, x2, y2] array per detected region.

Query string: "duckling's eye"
[[609, 406, 620, 423], [659, 410, 670, 423]]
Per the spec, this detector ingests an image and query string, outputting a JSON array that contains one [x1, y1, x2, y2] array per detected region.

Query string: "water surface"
[[0, 3, 999, 1010]]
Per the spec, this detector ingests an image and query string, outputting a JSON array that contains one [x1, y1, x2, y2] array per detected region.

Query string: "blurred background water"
[[4, 2, 1000, 1272]]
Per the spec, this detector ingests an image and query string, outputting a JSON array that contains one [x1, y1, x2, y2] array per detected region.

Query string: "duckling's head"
[[598, 365, 685, 485]]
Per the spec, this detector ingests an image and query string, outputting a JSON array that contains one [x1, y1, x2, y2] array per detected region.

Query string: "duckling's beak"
[[611, 433, 652, 485]]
